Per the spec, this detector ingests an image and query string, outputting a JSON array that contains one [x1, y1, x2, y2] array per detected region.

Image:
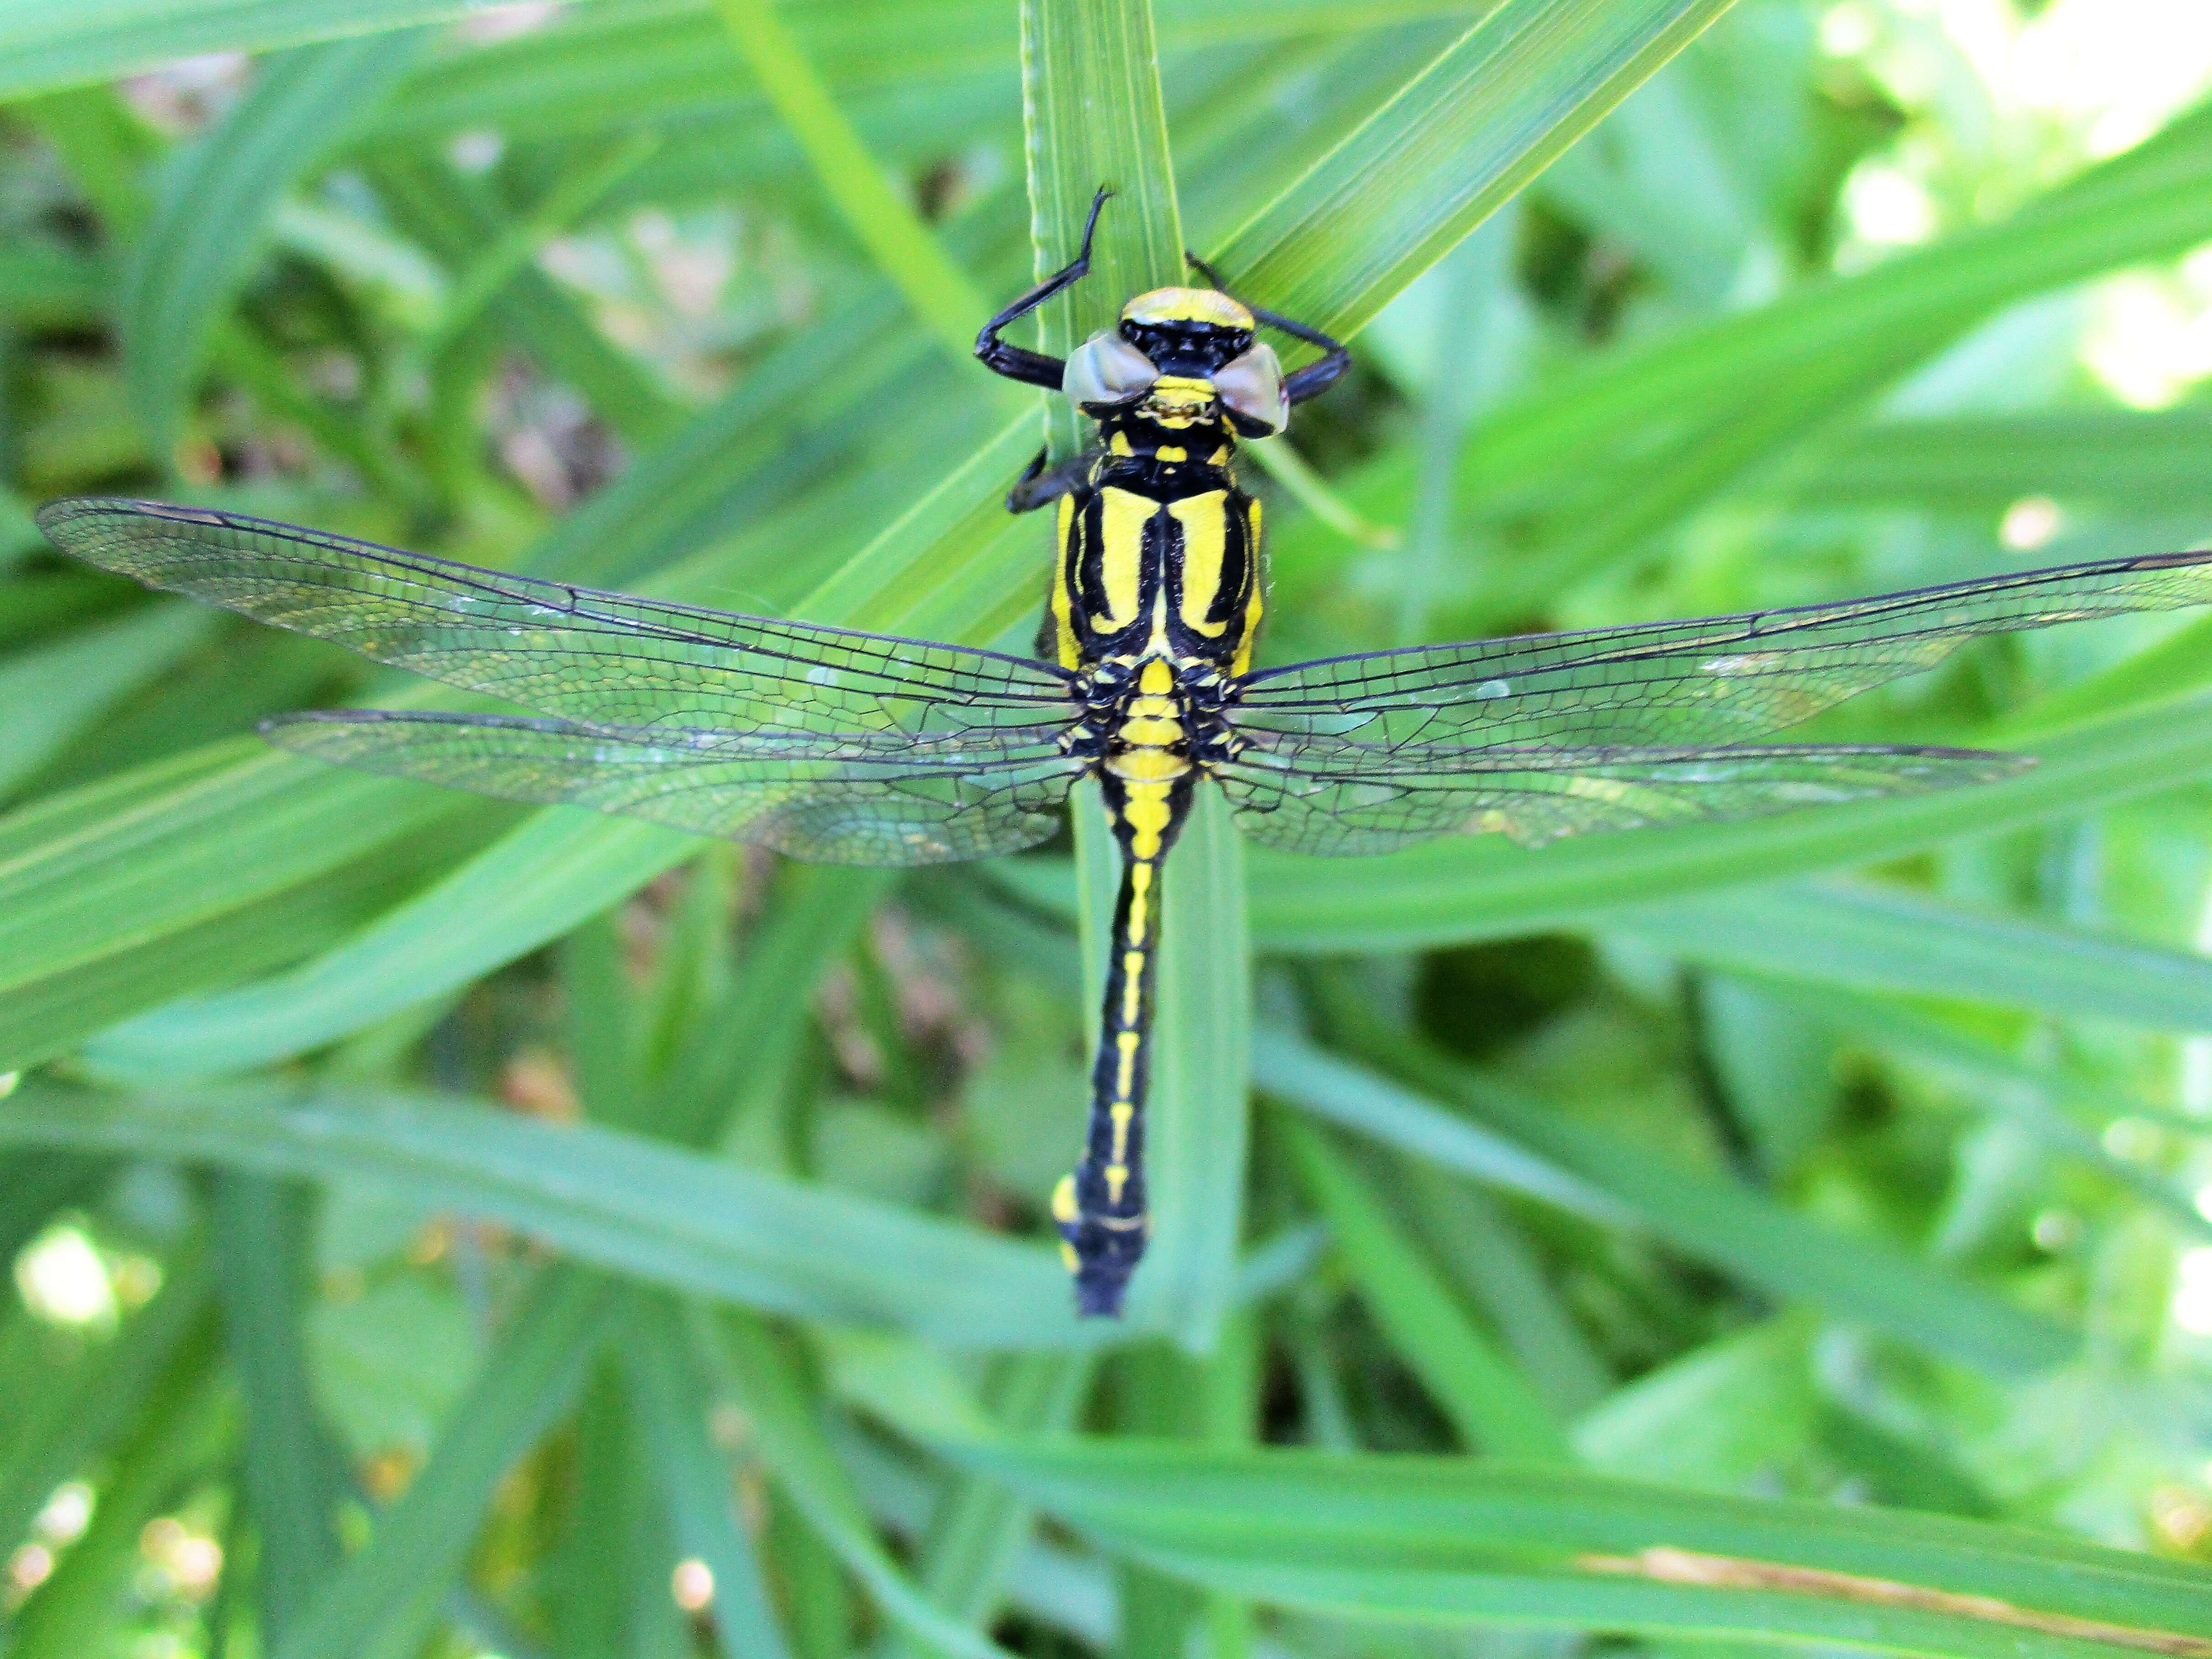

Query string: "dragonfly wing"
[[1232, 547, 2212, 754], [1213, 738, 2028, 855], [266, 711, 1086, 865], [40, 499, 1080, 739]]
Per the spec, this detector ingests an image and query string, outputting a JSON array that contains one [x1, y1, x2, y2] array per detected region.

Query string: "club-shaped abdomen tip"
[[1076, 1271, 1130, 1320], [1053, 1171, 1131, 1319]]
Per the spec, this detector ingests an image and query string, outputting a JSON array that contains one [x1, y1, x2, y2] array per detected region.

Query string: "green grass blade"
[[0, 0, 485, 97], [894, 1353, 1096, 1654], [122, 33, 424, 453], [1145, 787, 1253, 1350], [0, 800, 505, 1074], [714, 0, 986, 356], [1265, 1014, 2071, 1378], [1766, 408, 2212, 516], [1244, 689, 2212, 951], [0, 740, 465, 1001], [0, 604, 215, 800], [0, 1080, 1094, 1347], [1251, 1028, 1625, 1223], [86, 813, 694, 1078], [623, 1293, 796, 1659], [211, 1172, 344, 1643], [558, 909, 646, 1128], [652, 864, 891, 1150], [1210, 0, 1739, 335], [1277, 1115, 1566, 1459], [273, 1266, 614, 1659], [690, 1306, 1024, 1659], [1625, 880, 2212, 1033], [931, 1439, 2212, 1657]]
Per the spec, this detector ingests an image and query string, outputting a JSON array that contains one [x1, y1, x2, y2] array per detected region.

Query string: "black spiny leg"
[[1186, 251, 1352, 406], [975, 187, 1113, 389], [1007, 445, 1103, 514]]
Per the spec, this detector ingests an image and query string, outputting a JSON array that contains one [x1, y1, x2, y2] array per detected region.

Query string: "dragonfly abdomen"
[[1055, 731, 1197, 1317]]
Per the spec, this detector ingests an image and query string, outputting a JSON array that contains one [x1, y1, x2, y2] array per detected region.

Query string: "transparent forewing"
[[40, 499, 1080, 739], [1231, 549, 2212, 755], [265, 711, 1086, 865], [1214, 739, 2027, 855]]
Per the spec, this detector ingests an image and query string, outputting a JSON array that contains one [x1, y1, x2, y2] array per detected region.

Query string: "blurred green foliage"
[[5, 1, 2212, 1656]]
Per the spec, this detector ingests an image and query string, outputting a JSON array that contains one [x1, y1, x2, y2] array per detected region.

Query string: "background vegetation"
[[5, 0, 2212, 1655]]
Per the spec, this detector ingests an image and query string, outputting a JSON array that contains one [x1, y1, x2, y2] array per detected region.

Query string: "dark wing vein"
[[265, 711, 1087, 865], [1230, 548, 2212, 753], [39, 498, 1080, 739], [1213, 737, 2027, 855]]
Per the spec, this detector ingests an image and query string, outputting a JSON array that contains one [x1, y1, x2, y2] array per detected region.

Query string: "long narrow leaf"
[[1211, 0, 1739, 335], [937, 1438, 2212, 1659], [0, 1081, 1095, 1348], [122, 33, 424, 451], [1261, 1021, 2072, 1378], [273, 1267, 614, 1659]]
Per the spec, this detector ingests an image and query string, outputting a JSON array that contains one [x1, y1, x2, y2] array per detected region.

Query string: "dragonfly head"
[[1060, 287, 1289, 437]]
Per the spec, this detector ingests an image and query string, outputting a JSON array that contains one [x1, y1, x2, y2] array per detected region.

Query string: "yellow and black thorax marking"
[[1043, 427, 1264, 680]]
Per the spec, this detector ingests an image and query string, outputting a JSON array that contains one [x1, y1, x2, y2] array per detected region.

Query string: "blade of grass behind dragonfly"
[[922, 1437, 2212, 1655], [1, 792, 511, 1076], [622, 1293, 795, 1659], [1274, 996, 2073, 1379], [211, 1172, 345, 1645], [713, 0, 986, 357], [892, 1353, 1097, 1655], [1275, 1113, 1567, 1460], [270, 1267, 615, 1659], [83, 812, 696, 1079], [1207, 0, 1741, 339], [1242, 688, 2212, 953], [122, 32, 426, 455], [688, 1304, 1024, 1659], [1619, 879, 2212, 1035], [0, 0, 477, 98], [1024, 0, 1251, 1352], [0, 1081, 1090, 1346]]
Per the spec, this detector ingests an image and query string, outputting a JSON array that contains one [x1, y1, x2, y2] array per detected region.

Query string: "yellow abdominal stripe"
[[1126, 859, 1152, 943], [1120, 780, 1174, 857]]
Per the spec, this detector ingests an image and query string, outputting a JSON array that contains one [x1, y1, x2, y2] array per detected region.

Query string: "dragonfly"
[[40, 191, 2212, 1317]]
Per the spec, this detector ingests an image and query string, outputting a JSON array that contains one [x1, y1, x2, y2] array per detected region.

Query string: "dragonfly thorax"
[[1042, 434, 1266, 683]]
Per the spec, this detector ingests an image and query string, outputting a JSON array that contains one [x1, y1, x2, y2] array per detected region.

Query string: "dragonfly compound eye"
[[1212, 340, 1289, 436], [1063, 329, 1159, 411]]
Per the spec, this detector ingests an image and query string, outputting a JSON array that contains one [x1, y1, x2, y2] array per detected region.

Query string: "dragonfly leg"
[[1007, 446, 1098, 514], [975, 186, 1113, 390], [1184, 250, 1350, 406]]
